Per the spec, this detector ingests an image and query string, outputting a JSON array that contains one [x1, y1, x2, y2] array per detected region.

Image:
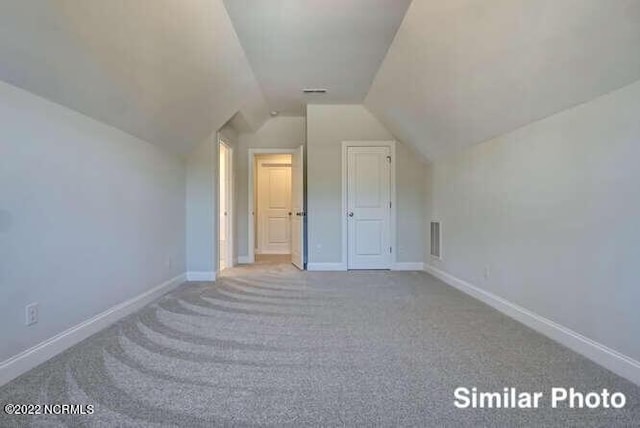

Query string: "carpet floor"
[[1, 262, 639, 426]]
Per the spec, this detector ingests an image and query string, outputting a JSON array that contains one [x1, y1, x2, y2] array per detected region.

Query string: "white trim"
[[247, 148, 298, 265], [425, 265, 640, 386], [0, 273, 187, 387], [186, 271, 216, 281], [341, 141, 396, 270], [391, 262, 425, 271], [237, 255, 252, 264], [307, 263, 347, 271]]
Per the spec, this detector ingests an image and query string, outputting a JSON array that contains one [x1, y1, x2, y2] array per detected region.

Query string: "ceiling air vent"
[[430, 221, 441, 259], [302, 88, 327, 94]]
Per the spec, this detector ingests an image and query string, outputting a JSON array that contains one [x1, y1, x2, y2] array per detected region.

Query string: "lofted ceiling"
[[2, 1, 640, 159], [223, 0, 412, 116], [0, 0, 269, 154], [366, 0, 640, 160]]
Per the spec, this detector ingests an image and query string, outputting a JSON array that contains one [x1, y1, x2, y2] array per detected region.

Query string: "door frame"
[[247, 148, 298, 264], [218, 137, 234, 272], [341, 141, 396, 269]]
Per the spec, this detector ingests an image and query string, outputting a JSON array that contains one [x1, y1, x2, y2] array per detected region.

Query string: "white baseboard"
[[0, 273, 187, 387], [307, 263, 347, 271], [392, 262, 425, 271], [186, 271, 216, 281], [425, 265, 640, 386], [237, 256, 252, 264], [308, 262, 424, 271]]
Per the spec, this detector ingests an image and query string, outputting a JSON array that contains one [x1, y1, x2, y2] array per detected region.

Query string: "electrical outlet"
[[25, 303, 38, 326]]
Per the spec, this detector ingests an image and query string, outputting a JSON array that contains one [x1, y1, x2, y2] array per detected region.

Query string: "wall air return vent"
[[430, 221, 441, 259], [302, 88, 327, 94]]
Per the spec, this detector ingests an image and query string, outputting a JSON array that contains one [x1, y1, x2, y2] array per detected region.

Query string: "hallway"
[[2, 262, 638, 426]]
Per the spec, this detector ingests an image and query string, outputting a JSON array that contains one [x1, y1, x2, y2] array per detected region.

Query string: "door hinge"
[[390, 246, 392, 253], [386, 155, 392, 163], [389, 201, 392, 209]]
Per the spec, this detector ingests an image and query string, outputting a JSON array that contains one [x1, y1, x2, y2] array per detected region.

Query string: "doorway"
[[219, 139, 233, 271], [256, 153, 292, 255], [341, 141, 396, 270], [248, 147, 305, 269]]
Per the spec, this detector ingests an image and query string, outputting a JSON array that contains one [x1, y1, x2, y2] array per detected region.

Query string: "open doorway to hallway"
[[218, 139, 233, 271], [254, 153, 292, 257], [248, 147, 305, 269]]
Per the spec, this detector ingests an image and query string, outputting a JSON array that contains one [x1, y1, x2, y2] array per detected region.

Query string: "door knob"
[[288, 212, 292, 216], [348, 212, 354, 217]]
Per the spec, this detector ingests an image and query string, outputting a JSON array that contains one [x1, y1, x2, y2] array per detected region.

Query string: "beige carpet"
[[1, 262, 639, 426]]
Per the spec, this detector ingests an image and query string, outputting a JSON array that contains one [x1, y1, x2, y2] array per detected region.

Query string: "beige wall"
[[186, 133, 216, 274], [186, 121, 239, 274], [425, 80, 640, 362], [306, 104, 426, 266], [0, 81, 186, 363]]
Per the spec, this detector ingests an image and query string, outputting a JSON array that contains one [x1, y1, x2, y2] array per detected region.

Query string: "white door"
[[257, 157, 292, 254], [290, 145, 304, 269], [219, 142, 232, 270], [347, 146, 391, 269]]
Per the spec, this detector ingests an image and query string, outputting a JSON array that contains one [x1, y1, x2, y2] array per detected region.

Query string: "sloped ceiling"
[[223, 0, 412, 116], [365, 0, 640, 160], [0, 0, 269, 154]]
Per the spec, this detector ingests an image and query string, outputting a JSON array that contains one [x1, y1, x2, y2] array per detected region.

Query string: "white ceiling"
[[223, 0, 412, 116], [3, 1, 640, 159], [0, 0, 269, 154], [366, 0, 640, 160]]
